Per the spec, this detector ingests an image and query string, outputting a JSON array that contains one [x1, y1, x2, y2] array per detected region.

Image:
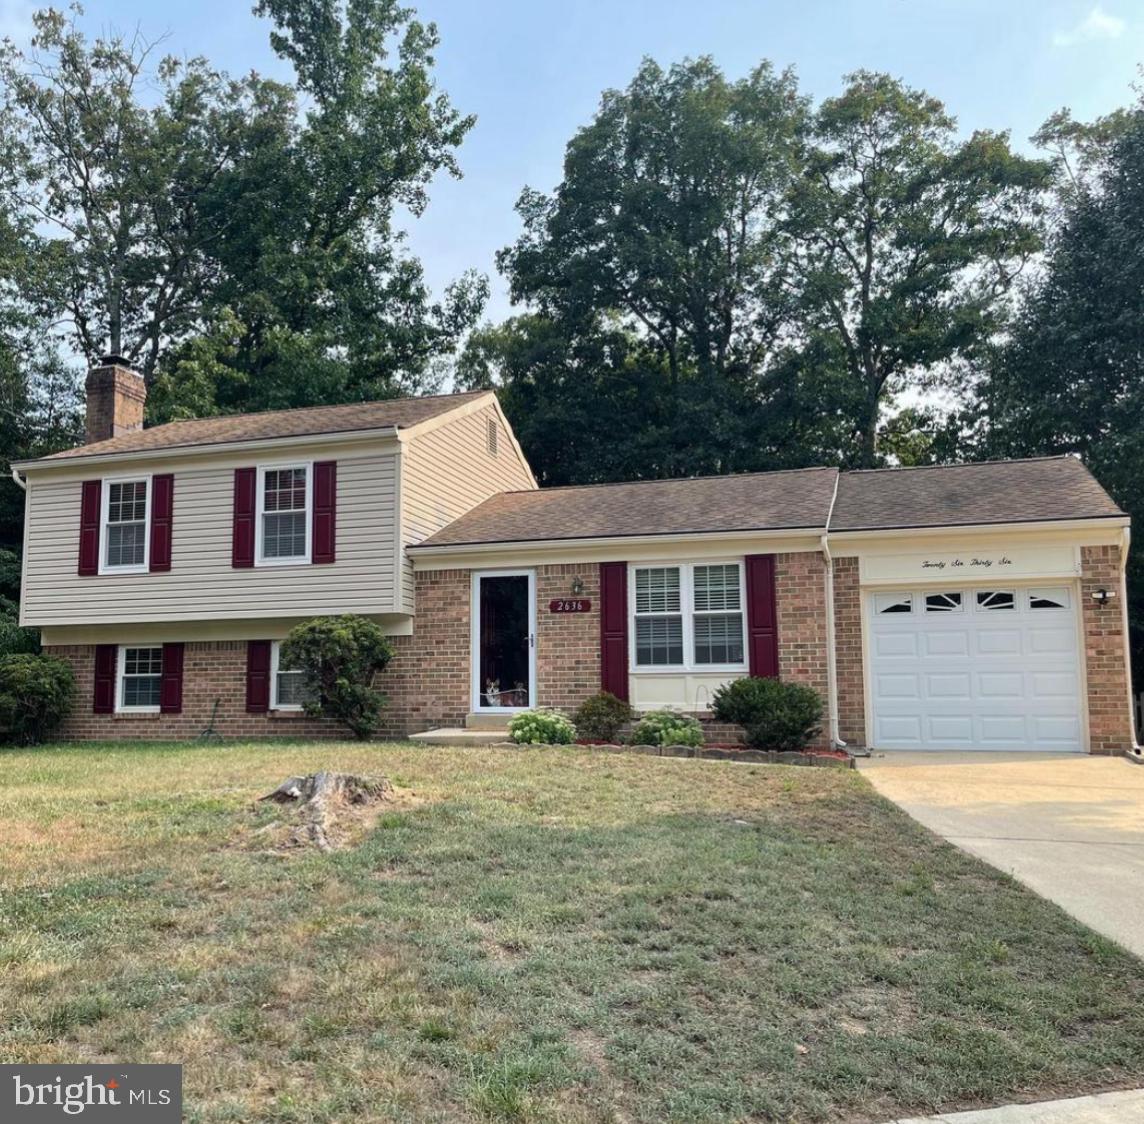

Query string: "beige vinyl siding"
[[21, 447, 399, 626], [401, 402, 535, 611]]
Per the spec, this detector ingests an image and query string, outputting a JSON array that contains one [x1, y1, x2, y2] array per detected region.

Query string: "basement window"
[[271, 641, 305, 711], [118, 646, 162, 712]]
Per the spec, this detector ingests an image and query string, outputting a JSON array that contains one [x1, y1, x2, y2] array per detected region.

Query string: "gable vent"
[[486, 417, 498, 457]]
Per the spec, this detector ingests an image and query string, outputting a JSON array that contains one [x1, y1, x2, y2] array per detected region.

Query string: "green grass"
[[2, 740, 1144, 1122]]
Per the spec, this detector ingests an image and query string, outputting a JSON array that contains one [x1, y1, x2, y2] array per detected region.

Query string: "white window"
[[270, 641, 306, 711], [875, 593, 913, 615], [257, 464, 311, 565], [101, 478, 150, 572], [1029, 588, 1071, 611], [118, 646, 162, 712], [976, 590, 1015, 612], [631, 563, 746, 671], [925, 591, 963, 613]]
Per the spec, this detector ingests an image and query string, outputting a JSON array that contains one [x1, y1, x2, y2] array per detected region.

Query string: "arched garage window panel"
[[925, 592, 963, 613], [1029, 588, 1071, 611], [875, 593, 913, 614], [976, 590, 1015, 611]]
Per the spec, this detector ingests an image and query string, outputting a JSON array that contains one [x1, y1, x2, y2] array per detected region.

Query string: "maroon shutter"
[[159, 642, 184, 714], [78, 480, 102, 576], [599, 561, 629, 701], [312, 460, 337, 564], [745, 554, 779, 679], [246, 640, 271, 713], [149, 474, 174, 572], [93, 644, 117, 713], [232, 467, 256, 568]]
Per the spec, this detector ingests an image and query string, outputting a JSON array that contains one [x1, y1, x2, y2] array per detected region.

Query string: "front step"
[[409, 728, 512, 747], [464, 712, 512, 731]]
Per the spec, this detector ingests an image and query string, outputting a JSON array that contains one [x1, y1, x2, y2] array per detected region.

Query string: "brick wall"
[[832, 556, 866, 749], [775, 551, 830, 750], [536, 564, 601, 710], [1080, 544, 1134, 755], [84, 363, 146, 444]]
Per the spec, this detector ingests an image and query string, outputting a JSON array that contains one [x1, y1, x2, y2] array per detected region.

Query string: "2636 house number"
[[549, 598, 591, 613]]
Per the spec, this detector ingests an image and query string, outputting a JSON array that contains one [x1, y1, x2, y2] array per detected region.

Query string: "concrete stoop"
[[409, 728, 511, 747]]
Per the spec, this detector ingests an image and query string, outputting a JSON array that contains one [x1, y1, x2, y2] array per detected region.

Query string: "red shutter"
[[93, 644, 117, 713], [312, 460, 337, 564], [599, 561, 629, 701], [159, 642, 184, 714], [246, 640, 271, 713], [78, 480, 102, 576], [232, 467, 256, 568], [745, 554, 779, 679], [149, 474, 174, 572]]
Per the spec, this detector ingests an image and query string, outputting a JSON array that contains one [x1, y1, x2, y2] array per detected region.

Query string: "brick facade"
[[536, 564, 602, 710], [1080, 544, 1135, 754], [84, 363, 146, 444], [832, 556, 866, 749], [775, 551, 831, 749]]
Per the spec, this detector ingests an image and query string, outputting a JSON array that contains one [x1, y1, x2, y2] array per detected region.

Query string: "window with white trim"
[[632, 563, 746, 670], [1029, 588, 1070, 611], [257, 465, 310, 564], [976, 590, 1015, 611], [103, 479, 149, 571], [875, 593, 913, 614], [271, 641, 305, 710], [118, 646, 162, 711], [925, 591, 963, 613]]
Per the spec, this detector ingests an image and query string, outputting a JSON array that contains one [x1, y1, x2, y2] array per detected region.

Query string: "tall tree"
[[984, 96, 1144, 678], [789, 71, 1050, 466], [499, 57, 816, 476]]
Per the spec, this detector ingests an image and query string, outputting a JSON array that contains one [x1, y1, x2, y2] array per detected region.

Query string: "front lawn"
[[2, 742, 1144, 1123]]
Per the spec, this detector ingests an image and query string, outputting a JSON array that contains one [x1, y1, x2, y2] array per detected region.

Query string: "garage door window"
[[1029, 588, 1070, 610], [875, 593, 913, 614], [976, 590, 1015, 611], [925, 592, 963, 613]]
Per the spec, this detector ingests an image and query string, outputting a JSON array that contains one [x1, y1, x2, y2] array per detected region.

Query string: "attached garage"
[[867, 585, 1084, 751]]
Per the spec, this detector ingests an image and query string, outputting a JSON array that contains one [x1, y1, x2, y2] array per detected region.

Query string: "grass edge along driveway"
[[2, 740, 1144, 1124]]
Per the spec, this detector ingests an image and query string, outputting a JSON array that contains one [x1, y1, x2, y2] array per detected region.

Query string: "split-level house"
[[12, 358, 1138, 754]]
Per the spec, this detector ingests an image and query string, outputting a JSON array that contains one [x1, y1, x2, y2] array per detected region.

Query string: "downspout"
[[1117, 526, 1144, 761], [10, 466, 26, 492], [822, 470, 848, 752]]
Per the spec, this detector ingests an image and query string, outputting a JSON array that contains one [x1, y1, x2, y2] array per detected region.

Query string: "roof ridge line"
[[495, 465, 840, 498], [842, 455, 1073, 475]]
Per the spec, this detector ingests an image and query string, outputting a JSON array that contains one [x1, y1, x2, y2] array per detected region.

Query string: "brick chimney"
[[85, 356, 146, 444]]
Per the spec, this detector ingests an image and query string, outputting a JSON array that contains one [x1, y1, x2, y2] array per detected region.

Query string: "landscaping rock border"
[[488, 741, 854, 769]]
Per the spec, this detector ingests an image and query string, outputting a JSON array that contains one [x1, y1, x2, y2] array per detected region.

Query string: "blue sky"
[[2, 0, 1141, 320]]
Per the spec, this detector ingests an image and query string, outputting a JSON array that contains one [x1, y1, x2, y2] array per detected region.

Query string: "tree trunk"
[[260, 771, 392, 851]]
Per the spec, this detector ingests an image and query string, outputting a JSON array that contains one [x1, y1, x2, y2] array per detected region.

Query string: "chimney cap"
[[95, 354, 136, 370]]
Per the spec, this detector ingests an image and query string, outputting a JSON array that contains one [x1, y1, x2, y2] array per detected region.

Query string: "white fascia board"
[[827, 516, 1130, 550]]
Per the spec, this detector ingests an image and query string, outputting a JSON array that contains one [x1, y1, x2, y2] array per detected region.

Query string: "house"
[[11, 359, 1136, 754]]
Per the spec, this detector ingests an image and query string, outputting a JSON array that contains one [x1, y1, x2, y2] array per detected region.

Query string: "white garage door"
[[868, 586, 1083, 752]]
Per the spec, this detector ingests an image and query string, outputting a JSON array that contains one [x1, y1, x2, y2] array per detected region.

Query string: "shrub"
[[630, 709, 704, 748], [280, 615, 395, 740], [572, 691, 632, 742], [711, 676, 823, 751], [0, 653, 75, 745], [508, 708, 576, 745], [0, 616, 39, 657]]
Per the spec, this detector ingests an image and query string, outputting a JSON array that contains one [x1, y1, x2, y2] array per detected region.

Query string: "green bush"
[[572, 691, 632, 742], [0, 653, 75, 745], [630, 710, 704, 748], [280, 615, 395, 740], [711, 676, 823, 751], [0, 616, 39, 657], [508, 708, 577, 745]]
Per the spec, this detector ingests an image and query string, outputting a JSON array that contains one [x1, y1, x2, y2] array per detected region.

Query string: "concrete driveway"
[[858, 752, 1144, 958]]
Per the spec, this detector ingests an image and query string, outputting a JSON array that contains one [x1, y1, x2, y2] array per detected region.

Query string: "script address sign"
[[549, 598, 591, 613]]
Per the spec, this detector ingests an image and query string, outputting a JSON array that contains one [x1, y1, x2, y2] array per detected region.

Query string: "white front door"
[[867, 585, 1084, 752], [471, 570, 537, 712]]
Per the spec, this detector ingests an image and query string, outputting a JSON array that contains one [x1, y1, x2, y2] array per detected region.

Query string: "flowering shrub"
[[508, 708, 577, 745], [629, 710, 704, 748]]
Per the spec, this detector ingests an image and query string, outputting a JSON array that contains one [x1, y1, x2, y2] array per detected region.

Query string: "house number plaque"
[[549, 599, 591, 613]]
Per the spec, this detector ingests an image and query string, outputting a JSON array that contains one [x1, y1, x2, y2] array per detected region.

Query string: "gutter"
[[10, 466, 26, 491], [1118, 527, 1144, 762]]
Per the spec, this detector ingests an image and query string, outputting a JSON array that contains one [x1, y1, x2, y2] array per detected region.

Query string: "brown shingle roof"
[[416, 468, 840, 547], [830, 457, 1124, 531], [39, 390, 491, 461]]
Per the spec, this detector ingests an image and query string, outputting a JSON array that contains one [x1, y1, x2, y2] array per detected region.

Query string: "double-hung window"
[[632, 562, 746, 671], [102, 478, 149, 572], [257, 465, 310, 564], [118, 646, 162, 711], [270, 641, 306, 711]]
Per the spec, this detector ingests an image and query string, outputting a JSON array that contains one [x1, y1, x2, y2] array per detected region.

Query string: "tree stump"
[[259, 771, 392, 852]]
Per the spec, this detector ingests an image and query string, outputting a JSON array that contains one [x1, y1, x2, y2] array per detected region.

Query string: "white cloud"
[[1053, 5, 1126, 47]]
